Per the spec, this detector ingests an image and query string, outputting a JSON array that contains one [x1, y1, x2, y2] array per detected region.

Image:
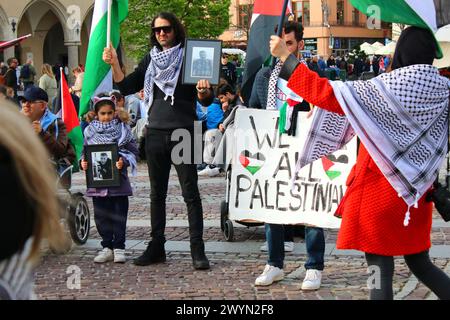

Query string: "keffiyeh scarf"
[[296, 64, 450, 226], [84, 119, 137, 176], [144, 43, 184, 110], [267, 59, 306, 134]]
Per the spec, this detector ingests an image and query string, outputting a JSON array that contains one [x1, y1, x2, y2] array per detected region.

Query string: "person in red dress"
[[270, 26, 450, 300]]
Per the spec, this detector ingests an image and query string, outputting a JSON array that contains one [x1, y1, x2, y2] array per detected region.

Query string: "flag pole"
[[60, 67, 64, 115], [271, 0, 290, 69], [106, 0, 112, 48]]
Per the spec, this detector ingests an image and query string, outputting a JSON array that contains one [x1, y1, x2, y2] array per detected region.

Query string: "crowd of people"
[[302, 52, 392, 81], [1, 9, 449, 301]]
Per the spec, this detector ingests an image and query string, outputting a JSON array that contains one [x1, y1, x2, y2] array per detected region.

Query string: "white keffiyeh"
[[295, 64, 450, 226], [144, 43, 184, 110]]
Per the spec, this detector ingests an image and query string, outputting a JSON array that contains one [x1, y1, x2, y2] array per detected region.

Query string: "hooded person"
[[270, 25, 450, 300]]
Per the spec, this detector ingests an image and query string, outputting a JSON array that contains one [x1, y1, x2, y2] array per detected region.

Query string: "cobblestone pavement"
[[34, 163, 450, 300]]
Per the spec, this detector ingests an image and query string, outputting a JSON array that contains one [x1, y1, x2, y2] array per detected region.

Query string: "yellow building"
[[220, 0, 392, 58], [0, 0, 95, 80]]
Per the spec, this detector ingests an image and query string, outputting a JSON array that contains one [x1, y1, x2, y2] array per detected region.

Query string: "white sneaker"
[[113, 249, 126, 263], [197, 167, 210, 176], [94, 248, 114, 263], [284, 241, 294, 252], [301, 269, 322, 290], [260, 242, 268, 252], [255, 265, 284, 286], [207, 167, 221, 177]]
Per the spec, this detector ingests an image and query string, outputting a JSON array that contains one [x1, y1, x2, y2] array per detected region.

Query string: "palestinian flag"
[[79, 0, 128, 117], [350, 0, 450, 59], [61, 69, 83, 172], [239, 151, 266, 175], [240, 0, 292, 104]]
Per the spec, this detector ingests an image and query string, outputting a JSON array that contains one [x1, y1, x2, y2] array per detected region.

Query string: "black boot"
[[191, 241, 210, 270], [133, 239, 166, 266]]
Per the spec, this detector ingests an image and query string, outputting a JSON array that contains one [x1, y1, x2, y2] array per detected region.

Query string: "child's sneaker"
[[94, 248, 114, 263], [114, 249, 126, 263]]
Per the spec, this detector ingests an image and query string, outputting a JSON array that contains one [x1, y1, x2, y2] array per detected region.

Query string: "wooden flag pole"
[[271, 0, 290, 69]]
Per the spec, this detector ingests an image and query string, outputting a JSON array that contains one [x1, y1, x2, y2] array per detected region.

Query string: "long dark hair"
[[150, 12, 186, 50]]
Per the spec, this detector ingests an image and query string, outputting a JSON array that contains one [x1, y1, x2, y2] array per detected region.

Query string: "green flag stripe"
[[68, 126, 84, 171], [80, 1, 128, 116], [350, 0, 443, 58]]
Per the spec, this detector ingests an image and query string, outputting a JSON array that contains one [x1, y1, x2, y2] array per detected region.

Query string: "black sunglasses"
[[152, 26, 173, 34]]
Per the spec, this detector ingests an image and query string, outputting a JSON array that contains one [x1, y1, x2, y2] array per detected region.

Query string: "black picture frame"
[[84, 143, 120, 188], [182, 39, 222, 85]]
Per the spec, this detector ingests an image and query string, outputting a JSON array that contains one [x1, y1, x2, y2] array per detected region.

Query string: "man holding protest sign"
[[103, 12, 214, 270], [250, 20, 325, 290]]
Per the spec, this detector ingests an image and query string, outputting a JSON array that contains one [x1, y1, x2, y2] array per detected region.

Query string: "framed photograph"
[[84, 143, 120, 188], [182, 39, 222, 85]]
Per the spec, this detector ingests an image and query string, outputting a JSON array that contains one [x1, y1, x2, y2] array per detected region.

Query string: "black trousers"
[[93, 196, 129, 250], [145, 128, 204, 244]]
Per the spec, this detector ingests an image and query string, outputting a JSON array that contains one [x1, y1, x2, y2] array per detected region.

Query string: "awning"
[[0, 34, 32, 51], [434, 24, 450, 69]]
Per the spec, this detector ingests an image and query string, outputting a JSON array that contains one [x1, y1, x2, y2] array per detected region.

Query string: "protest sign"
[[229, 109, 357, 229]]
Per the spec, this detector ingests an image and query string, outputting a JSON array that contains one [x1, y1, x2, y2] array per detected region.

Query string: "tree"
[[121, 0, 231, 60]]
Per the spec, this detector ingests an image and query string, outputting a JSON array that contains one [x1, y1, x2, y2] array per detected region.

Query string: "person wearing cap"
[[220, 54, 237, 88], [20, 86, 75, 166]]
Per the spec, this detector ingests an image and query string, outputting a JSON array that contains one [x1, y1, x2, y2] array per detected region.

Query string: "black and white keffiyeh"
[[84, 119, 137, 175], [144, 43, 184, 110], [0, 238, 35, 300], [266, 60, 283, 110], [296, 64, 450, 226]]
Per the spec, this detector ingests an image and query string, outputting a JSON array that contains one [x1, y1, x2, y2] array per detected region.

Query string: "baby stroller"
[[220, 165, 264, 242], [217, 107, 264, 241], [56, 161, 90, 244]]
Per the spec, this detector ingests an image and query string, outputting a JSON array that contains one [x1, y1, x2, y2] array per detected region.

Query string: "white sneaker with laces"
[[301, 269, 322, 290], [284, 241, 294, 252], [113, 249, 126, 263], [94, 248, 114, 263], [255, 264, 284, 286], [260, 242, 268, 252]]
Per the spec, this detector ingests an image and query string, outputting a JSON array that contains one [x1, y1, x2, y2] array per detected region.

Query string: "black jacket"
[[116, 52, 213, 130]]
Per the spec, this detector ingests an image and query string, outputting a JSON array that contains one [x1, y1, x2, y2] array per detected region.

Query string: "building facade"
[[0, 0, 94, 81], [219, 0, 392, 58]]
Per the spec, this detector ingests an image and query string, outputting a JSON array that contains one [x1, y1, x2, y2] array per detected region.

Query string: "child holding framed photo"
[[81, 94, 139, 263]]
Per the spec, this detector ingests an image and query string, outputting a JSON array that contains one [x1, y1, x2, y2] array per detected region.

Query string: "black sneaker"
[[133, 240, 166, 266]]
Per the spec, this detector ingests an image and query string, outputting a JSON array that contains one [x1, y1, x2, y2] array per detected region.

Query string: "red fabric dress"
[[288, 64, 433, 256]]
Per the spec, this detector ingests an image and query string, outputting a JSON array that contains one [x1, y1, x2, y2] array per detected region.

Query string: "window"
[[293, 0, 310, 27], [352, 7, 359, 26], [238, 4, 253, 29], [337, 0, 345, 25]]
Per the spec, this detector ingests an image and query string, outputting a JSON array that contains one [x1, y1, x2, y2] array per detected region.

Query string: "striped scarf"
[[296, 64, 450, 226], [84, 119, 137, 176], [144, 44, 184, 111]]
